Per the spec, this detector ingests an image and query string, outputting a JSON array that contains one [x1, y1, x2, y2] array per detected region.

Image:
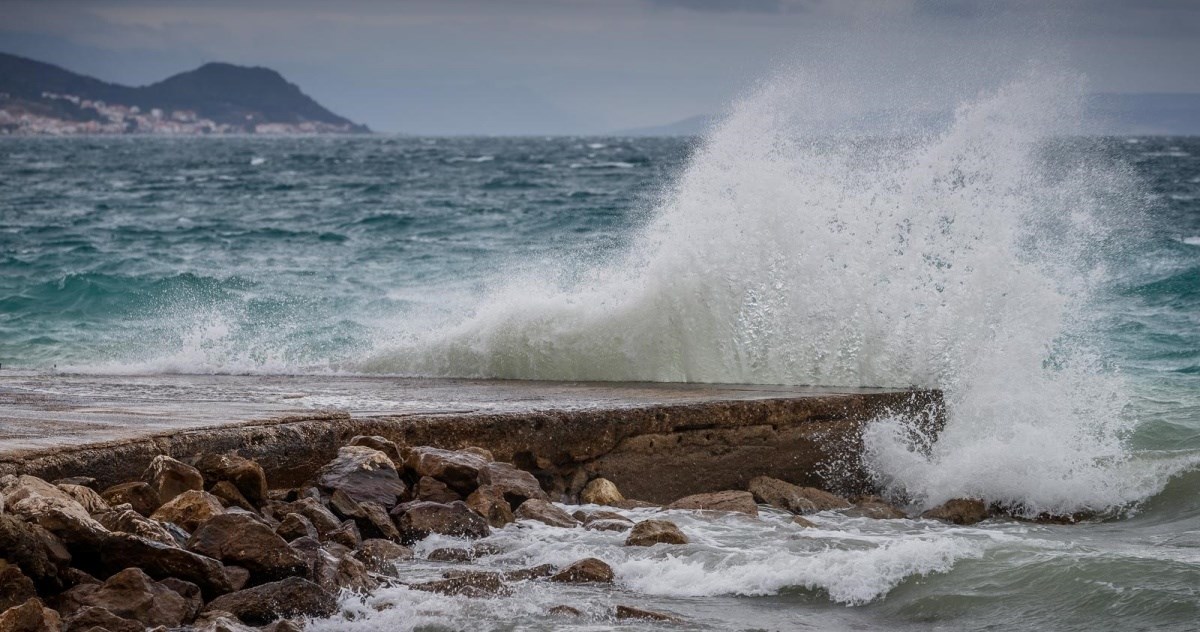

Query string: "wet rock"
[[0, 598, 61, 632], [223, 566, 250, 592], [503, 564, 558, 581], [668, 490, 758, 516], [611, 499, 660, 510], [411, 571, 512, 598], [514, 499, 579, 528], [550, 558, 613, 584], [317, 446, 408, 508], [405, 447, 488, 495], [548, 605, 584, 617], [465, 485, 515, 528], [479, 463, 548, 509], [843, 496, 907, 520], [203, 577, 337, 626], [415, 476, 461, 503], [625, 519, 688, 546], [615, 605, 680, 622], [52, 477, 97, 490], [792, 515, 817, 528], [57, 567, 192, 627], [329, 490, 404, 542], [194, 454, 269, 508], [310, 546, 376, 595], [326, 519, 362, 549], [9, 493, 109, 547], [354, 539, 413, 576], [392, 500, 490, 543], [782, 486, 851, 513], [574, 509, 628, 524], [143, 455, 204, 504], [587, 518, 634, 532], [275, 513, 319, 541], [747, 476, 821, 514], [428, 547, 476, 562], [208, 481, 256, 512], [160, 576, 204, 621], [276, 498, 341, 538], [580, 478, 624, 506], [96, 533, 233, 598], [261, 619, 305, 632], [94, 508, 177, 546], [55, 484, 109, 515], [99, 482, 161, 517], [0, 515, 71, 591], [62, 606, 143, 632], [190, 610, 258, 632], [0, 562, 37, 611], [187, 513, 308, 584], [921, 498, 990, 525], [348, 435, 405, 463], [2, 475, 75, 506]]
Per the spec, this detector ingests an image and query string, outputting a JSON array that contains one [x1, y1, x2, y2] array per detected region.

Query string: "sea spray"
[[362, 68, 1155, 514]]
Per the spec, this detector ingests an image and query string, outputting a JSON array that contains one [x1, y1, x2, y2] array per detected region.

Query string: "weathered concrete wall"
[[0, 390, 942, 502]]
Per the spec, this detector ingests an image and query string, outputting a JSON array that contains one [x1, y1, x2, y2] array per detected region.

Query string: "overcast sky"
[[2, 0, 1198, 134]]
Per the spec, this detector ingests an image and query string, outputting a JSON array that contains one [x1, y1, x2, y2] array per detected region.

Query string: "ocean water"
[[2, 71, 1200, 630]]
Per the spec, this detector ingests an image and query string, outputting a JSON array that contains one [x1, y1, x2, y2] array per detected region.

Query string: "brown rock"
[[625, 519, 688, 546], [615, 605, 680, 622], [0, 598, 61, 632], [310, 547, 376, 595], [223, 566, 251, 592], [354, 539, 413, 576], [160, 577, 204, 621], [208, 481, 256, 512], [479, 463, 549, 509], [317, 446, 407, 508], [580, 478, 625, 506], [514, 499, 579, 528], [0, 515, 71, 592], [194, 454, 269, 508], [843, 496, 907, 520], [792, 515, 817, 528], [261, 619, 305, 632], [187, 513, 308, 584], [550, 558, 613, 583], [465, 485, 515, 528], [8, 494, 109, 548], [427, 547, 476, 562], [51, 477, 97, 490], [54, 485, 109, 515], [149, 489, 224, 533], [57, 567, 191, 627], [410, 571, 512, 598], [785, 486, 851, 513], [96, 533, 233, 598], [276, 498, 341, 538], [747, 476, 822, 515], [575, 509, 628, 524], [392, 500, 490, 543], [405, 447, 488, 495], [586, 518, 634, 532], [62, 606, 143, 632], [548, 605, 583, 617], [99, 482, 161, 517], [921, 498, 990, 525], [348, 435, 404, 463], [143, 455, 204, 504], [503, 564, 558, 581], [203, 577, 337, 626], [459, 446, 495, 462], [0, 562, 37, 611], [611, 499, 660, 510], [275, 513, 319, 542], [1, 475, 75, 506], [94, 508, 177, 546], [415, 476, 462, 504], [190, 610, 258, 632], [326, 519, 362, 550], [668, 490, 759, 516]]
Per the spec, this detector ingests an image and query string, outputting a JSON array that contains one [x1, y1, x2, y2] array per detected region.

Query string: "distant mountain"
[[612, 94, 1200, 137], [0, 52, 368, 135]]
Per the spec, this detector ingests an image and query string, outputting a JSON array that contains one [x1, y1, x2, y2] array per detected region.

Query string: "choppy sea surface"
[[2, 74, 1200, 630]]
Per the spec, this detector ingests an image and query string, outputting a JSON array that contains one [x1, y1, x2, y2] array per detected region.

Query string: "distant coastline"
[[0, 52, 369, 136]]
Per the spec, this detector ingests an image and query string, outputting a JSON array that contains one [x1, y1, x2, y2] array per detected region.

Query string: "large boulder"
[[921, 498, 990, 525], [56, 567, 192, 628], [203, 577, 337, 625], [273, 498, 341, 538], [100, 482, 161, 517], [309, 546, 376, 595], [94, 508, 177, 546], [405, 448, 488, 495], [317, 446, 407, 508], [748, 476, 821, 514], [414, 476, 461, 503], [514, 499, 578, 528], [550, 558, 613, 584], [479, 463, 548, 509], [61, 606, 143, 632], [194, 454, 269, 508], [97, 533, 233, 598], [54, 484, 110, 514], [328, 490, 402, 541], [143, 455, 204, 504], [843, 496, 907, 520], [151, 490, 226, 533], [187, 513, 308, 584], [668, 491, 759, 516], [615, 605, 680, 622], [0, 514, 71, 592], [580, 478, 624, 506], [0, 598, 61, 632], [1, 475, 75, 507], [410, 571, 512, 598], [0, 562, 37, 611], [275, 513, 319, 542], [391, 501, 490, 543], [353, 539, 413, 577], [625, 519, 688, 546], [209, 481, 257, 512], [465, 485, 515, 528], [9, 494, 109, 547], [348, 435, 404, 463]]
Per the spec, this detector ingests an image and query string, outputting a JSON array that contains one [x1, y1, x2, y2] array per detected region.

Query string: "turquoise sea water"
[[2, 106, 1199, 628]]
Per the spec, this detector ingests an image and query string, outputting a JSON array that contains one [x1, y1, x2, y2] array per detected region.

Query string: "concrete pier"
[[0, 373, 942, 502]]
